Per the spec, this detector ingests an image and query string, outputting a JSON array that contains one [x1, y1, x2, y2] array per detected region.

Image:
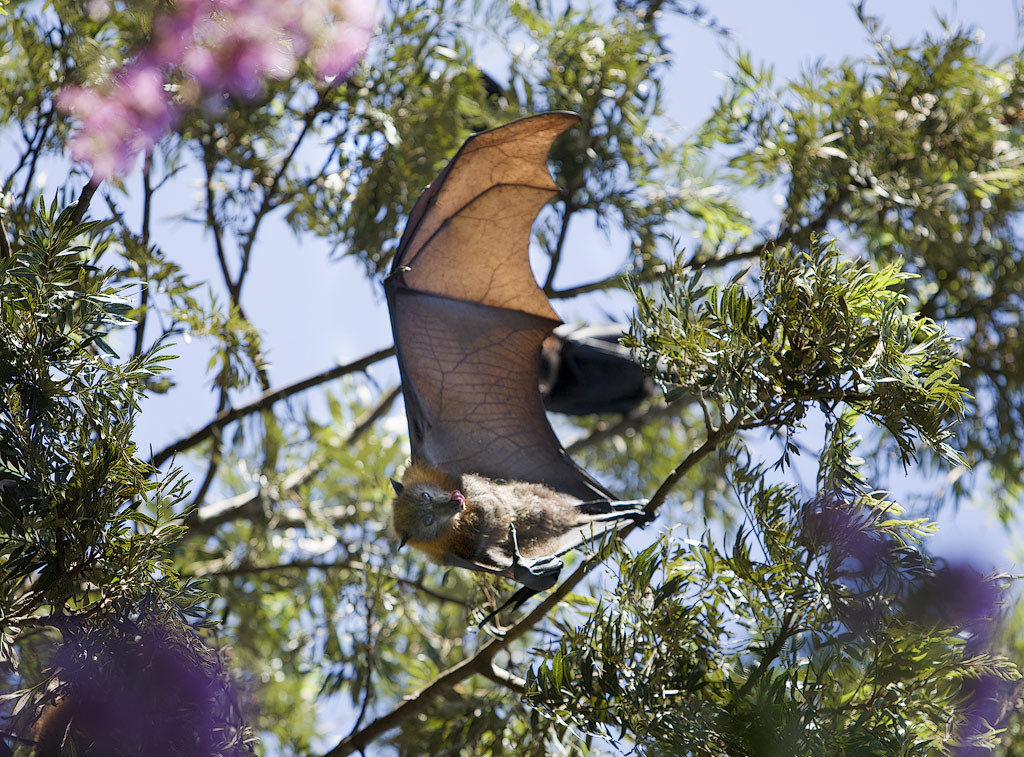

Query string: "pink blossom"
[[311, 0, 375, 79], [58, 0, 376, 178], [56, 64, 176, 179], [184, 2, 299, 96], [313, 24, 372, 80]]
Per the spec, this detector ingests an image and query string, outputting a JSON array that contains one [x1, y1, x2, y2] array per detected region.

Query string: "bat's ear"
[[398, 533, 409, 550], [390, 479, 404, 495]]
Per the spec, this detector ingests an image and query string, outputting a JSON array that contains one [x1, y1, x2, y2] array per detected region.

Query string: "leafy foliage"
[[701, 12, 1024, 514], [0, 202, 253, 753], [628, 239, 968, 469], [528, 472, 1018, 755]]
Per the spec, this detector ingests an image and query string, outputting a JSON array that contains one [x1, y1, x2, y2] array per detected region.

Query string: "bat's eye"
[[420, 491, 433, 504], [422, 513, 435, 526]]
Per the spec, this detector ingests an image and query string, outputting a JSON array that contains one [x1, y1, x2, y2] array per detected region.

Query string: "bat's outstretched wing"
[[385, 112, 610, 502]]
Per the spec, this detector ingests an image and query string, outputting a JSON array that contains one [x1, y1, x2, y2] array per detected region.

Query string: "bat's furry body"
[[385, 113, 648, 620], [393, 462, 644, 577]]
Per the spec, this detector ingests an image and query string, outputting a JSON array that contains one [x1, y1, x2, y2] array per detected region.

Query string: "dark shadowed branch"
[[68, 176, 100, 227], [132, 157, 154, 359], [542, 200, 576, 292], [0, 216, 10, 259]]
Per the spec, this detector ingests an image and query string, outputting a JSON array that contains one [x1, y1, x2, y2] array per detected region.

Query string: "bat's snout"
[[449, 490, 466, 510]]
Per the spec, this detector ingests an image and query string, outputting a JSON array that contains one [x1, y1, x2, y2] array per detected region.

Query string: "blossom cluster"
[[57, 0, 375, 179]]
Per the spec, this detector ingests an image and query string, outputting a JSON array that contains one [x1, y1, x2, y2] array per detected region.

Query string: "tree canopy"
[[1, 1, 1023, 755]]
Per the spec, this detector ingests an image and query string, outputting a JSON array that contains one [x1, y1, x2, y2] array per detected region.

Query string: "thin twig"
[[549, 263, 665, 300], [19, 107, 55, 205], [542, 200, 574, 292], [182, 385, 400, 534], [203, 147, 234, 299], [188, 388, 228, 509], [237, 92, 328, 294], [735, 610, 796, 699], [206, 558, 472, 608], [347, 568, 383, 739], [565, 396, 687, 456], [133, 156, 154, 359], [687, 187, 848, 270], [150, 346, 394, 470], [481, 662, 527, 695]]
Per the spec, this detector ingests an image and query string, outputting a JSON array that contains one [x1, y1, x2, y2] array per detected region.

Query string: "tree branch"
[[206, 558, 472, 609], [688, 187, 848, 270], [322, 414, 740, 757], [481, 662, 527, 695], [133, 156, 154, 359], [188, 387, 228, 508], [19, 106, 55, 206], [565, 395, 689, 456], [549, 262, 666, 300], [542, 200, 574, 293], [68, 176, 100, 228], [734, 610, 797, 700], [150, 346, 395, 470], [182, 385, 400, 534], [203, 147, 235, 299], [237, 92, 328, 294]]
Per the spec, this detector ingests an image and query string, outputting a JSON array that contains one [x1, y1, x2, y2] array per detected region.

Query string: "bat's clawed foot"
[[507, 523, 563, 591], [477, 523, 564, 629], [628, 504, 655, 527]]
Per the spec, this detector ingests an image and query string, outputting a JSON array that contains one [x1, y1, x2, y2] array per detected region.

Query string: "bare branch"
[[18, 107, 56, 206], [133, 156, 154, 359], [150, 346, 394, 469], [688, 187, 847, 270], [237, 91, 329, 292], [542, 200, 574, 292], [565, 395, 688, 456], [549, 262, 666, 300], [203, 148, 235, 298], [205, 558, 472, 609], [481, 662, 527, 695]]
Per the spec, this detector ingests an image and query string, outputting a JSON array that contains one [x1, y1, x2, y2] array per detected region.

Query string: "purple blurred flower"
[[58, 0, 376, 178], [56, 64, 176, 179], [311, 0, 375, 79], [184, 1, 299, 97]]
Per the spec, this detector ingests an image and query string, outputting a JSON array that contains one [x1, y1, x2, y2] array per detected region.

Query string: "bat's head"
[[391, 472, 466, 549]]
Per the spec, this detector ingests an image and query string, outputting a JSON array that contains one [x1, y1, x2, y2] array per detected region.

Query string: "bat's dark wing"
[[385, 112, 610, 502]]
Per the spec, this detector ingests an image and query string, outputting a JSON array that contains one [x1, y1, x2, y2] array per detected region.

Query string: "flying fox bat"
[[385, 112, 648, 622]]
